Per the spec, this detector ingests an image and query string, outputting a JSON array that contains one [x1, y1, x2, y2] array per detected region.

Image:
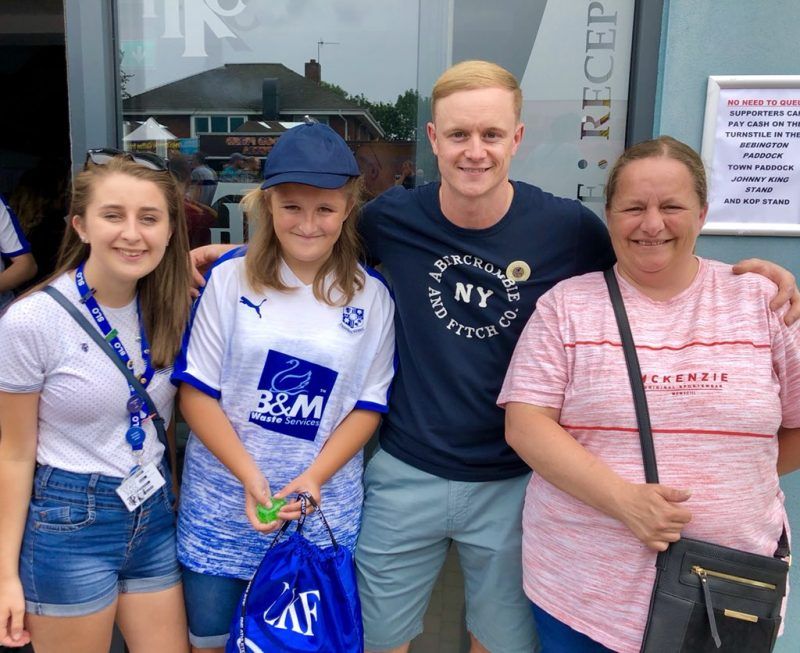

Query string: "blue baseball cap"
[[261, 121, 360, 190]]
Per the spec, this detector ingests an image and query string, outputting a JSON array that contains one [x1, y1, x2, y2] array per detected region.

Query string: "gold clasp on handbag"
[[691, 565, 776, 591], [723, 609, 759, 623]]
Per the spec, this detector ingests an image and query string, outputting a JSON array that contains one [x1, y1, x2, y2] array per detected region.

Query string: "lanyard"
[[75, 262, 154, 458]]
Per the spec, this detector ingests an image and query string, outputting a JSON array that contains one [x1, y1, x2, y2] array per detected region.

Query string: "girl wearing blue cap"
[[172, 121, 395, 652]]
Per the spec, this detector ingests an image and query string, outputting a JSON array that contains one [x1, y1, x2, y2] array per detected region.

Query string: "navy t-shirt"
[[359, 182, 615, 481]]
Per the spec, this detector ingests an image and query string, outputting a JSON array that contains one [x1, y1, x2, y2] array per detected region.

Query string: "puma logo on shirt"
[[240, 296, 267, 318]]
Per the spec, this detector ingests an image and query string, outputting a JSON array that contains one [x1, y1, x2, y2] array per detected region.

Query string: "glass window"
[[118, 0, 422, 240], [210, 116, 228, 133], [116, 0, 634, 231], [193, 116, 210, 134]]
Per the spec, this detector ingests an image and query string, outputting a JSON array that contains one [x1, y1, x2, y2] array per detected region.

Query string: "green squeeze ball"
[[256, 497, 287, 523]]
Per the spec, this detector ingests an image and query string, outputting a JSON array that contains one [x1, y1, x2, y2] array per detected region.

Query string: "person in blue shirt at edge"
[[190, 60, 800, 653], [173, 120, 395, 653], [0, 195, 37, 312]]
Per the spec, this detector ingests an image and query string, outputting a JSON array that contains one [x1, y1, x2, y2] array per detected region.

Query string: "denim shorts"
[[19, 463, 181, 617], [182, 568, 248, 648]]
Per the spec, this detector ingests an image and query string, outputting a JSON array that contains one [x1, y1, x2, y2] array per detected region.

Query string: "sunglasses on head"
[[85, 148, 168, 171]]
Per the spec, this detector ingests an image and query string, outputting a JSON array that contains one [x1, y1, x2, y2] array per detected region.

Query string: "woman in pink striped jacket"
[[498, 136, 800, 653]]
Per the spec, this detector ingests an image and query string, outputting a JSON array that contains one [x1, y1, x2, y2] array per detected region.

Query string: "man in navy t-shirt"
[[354, 60, 799, 653], [355, 60, 613, 653]]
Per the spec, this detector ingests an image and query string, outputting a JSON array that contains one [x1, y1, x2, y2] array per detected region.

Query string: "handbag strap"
[[42, 285, 172, 472], [603, 269, 790, 560], [603, 269, 659, 484]]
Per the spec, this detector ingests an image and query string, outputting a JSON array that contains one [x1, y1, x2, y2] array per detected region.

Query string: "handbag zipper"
[[691, 565, 776, 590], [693, 568, 722, 647]]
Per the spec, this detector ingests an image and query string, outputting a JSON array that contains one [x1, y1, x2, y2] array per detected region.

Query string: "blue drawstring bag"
[[226, 494, 364, 653]]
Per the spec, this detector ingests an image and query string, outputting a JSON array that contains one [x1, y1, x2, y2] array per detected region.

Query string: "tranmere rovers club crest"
[[341, 306, 365, 332]]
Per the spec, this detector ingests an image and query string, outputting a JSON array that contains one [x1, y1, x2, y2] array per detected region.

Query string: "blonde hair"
[[432, 60, 522, 121], [606, 136, 708, 208], [29, 157, 192, 368], [241, 177, 365, 305]]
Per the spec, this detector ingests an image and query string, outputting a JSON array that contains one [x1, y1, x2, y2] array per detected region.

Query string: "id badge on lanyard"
[[117, 462, 166, 511], [75, 263, 166, 511]]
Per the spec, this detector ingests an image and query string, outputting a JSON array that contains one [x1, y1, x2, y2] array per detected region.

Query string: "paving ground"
[[409, 545, 469, 653]]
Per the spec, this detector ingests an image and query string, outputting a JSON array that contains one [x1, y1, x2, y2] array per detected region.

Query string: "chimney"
[[262, 78, 279, 120], [305, 59, 321, 84]]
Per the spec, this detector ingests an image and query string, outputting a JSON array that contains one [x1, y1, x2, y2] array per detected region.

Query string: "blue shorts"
[[20, 463, 181, 617], [531, 603, 615, 653], [182, 568, 247, 648], [356, 449, 538, 653]]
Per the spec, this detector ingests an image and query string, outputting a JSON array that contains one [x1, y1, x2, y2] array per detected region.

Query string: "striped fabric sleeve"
[[771, 306, 800, 427], [171, 269, 226, 398], [498, 286, 568, 411]]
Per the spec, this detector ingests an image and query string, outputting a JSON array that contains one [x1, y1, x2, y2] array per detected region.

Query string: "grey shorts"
[[355, 449, 538, 653]]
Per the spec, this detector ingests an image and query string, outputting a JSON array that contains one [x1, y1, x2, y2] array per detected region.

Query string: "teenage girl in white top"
[[0, 153, 192, 652]]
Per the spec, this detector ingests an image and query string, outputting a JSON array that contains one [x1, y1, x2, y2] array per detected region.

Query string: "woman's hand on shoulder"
[[0, 575, 30, 647], [615, 483, 693, 552], [273, 472, 322, 522]]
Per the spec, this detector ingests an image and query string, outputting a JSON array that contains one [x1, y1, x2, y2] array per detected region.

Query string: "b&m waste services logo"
[[250, 351, 338, 441]]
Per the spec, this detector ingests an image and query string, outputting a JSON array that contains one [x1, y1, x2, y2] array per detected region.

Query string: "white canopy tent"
[[123, 117, 177, 158]]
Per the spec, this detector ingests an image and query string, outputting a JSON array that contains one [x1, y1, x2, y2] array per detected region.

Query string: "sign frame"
[[701, 74, 800, 236]]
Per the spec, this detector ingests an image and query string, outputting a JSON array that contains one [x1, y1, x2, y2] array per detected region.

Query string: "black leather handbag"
[[603, 269, 790, 653]]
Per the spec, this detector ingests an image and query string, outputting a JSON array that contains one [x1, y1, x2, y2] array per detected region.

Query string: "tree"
[[320, 82, 420, 141], [119, 49, 135, 100], [319, 81, 350, 100], [119, 68, 134, 100], [393, 89, 420, 140]]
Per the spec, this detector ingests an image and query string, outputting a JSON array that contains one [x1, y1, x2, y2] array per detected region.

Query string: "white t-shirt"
[[0, 196, 32, 310], [173, 248, 395, 578], [0, 272, 173, 476], [498, 259, 800, 653]]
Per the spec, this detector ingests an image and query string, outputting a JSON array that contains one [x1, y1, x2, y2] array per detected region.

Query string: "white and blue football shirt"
[[172, 247, 395, 578]]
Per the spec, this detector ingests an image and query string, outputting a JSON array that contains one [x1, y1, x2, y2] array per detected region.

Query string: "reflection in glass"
[[117, 1, 421, 244]]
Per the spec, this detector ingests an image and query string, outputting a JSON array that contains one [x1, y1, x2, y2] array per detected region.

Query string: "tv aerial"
[[317, 39, 339, 63]]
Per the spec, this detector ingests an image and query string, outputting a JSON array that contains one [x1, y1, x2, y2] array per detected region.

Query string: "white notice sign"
[[704, 81, 800, 234]]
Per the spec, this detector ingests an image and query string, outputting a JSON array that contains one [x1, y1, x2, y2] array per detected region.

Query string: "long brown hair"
[[241, 177, 365, 305], [30, 157, 191, 368]]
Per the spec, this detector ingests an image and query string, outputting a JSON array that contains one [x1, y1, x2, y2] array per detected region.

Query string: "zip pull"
[[695, 567, 722, 648], [691, 565, 776, 590]]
